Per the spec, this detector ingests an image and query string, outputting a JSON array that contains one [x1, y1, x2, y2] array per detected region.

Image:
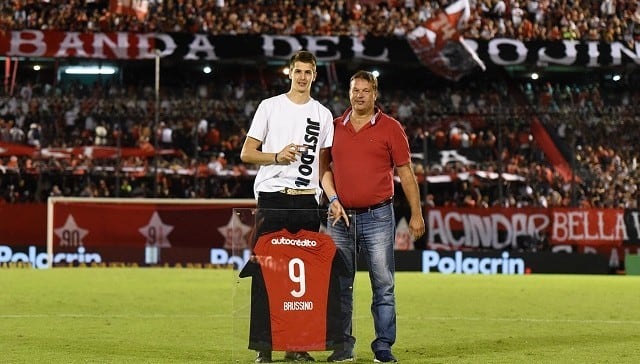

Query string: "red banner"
[[427, 207, 629, 249], [0, 141, 183, 159], [0, 142, 36, 157], [51, 200, 256, 250], [0, 202, 635, 249], [1, 204, 639, 270]]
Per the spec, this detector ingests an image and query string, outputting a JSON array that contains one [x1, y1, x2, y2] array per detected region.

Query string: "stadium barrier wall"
[[0, 201, 638, 272]]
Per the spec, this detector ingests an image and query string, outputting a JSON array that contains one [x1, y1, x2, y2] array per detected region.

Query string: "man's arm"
[[320, 148, 349, 226], [319, 148, 336, 197], [396, 163, 425, 238]]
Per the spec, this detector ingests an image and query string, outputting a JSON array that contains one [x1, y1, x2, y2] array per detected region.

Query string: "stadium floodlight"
[[64, 66, 117, 75]]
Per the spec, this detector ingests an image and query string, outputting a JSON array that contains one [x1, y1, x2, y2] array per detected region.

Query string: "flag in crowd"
[[407, 0, 486, 81], [110, 0, 149, 22]]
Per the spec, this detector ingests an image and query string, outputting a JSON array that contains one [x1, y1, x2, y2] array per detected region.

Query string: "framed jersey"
[[239, 228, 346, 351]]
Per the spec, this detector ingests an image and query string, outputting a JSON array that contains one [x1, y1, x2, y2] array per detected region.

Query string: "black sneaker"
[[374, 350, 397, 363], [327, 350, 354, 362], [255, 351, 272, 363], [284, 351, 315, 362]]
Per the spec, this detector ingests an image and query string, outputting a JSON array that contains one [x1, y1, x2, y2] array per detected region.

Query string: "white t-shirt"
[[247, 93, 334, 201]]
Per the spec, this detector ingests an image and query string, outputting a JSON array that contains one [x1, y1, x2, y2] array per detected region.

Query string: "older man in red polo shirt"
[[321, 70, 425, 363]]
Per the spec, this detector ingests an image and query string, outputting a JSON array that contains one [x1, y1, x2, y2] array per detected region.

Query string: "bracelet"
[[274, 153, 279, 164], [328, 195, 339, 204]]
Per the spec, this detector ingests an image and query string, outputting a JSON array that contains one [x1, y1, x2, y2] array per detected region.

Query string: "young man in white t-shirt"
[[240, 50, 334, 363]]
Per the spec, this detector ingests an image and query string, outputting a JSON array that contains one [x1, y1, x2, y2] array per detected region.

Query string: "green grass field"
[[1, 268, 639, 363]]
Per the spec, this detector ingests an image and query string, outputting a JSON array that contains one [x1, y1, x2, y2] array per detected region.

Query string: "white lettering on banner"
[[487, 38, 528, 65], [264, 35, 339, 60], [422, 250, 525, 275], [0, 245, 102, 269], [439, 150, 475, 166], [261, 35, 389, 62], [551, 211, 627, 242], [92, 33, 129, 59], [183, 34, 218, 60], [487, 38, 640, 67], [5, 31, 640, 66], [139, 33, 177, 59], [631, 211, 640, 238], [262, 35, 299, 58], [587, 42, 599, 67], [210, 248, 251, 269], [610, 42, 640, 65], [7, 30, 175, 59], [302, 35, 341, 61], [427, 211, 549, 249], [55, 32, 89, 58], [8, 30, 46, 56], [538, 40, 579, 66]]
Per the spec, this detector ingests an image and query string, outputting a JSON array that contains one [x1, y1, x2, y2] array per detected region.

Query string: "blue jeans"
[[327, 202, 396, 354]]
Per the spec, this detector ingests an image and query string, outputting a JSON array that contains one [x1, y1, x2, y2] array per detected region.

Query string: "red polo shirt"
[[331, 107, 411, 208]]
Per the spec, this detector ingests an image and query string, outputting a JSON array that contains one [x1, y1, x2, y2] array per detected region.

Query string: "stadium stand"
[[0, 0, 639, 210]]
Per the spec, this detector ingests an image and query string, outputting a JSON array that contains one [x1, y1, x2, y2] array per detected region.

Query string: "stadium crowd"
[[1, 0, 639, 209], [2, 74, 639, 209], [2, 0, 640, 42]]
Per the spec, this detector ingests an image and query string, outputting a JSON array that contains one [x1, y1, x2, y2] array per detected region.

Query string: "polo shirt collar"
[[343, 106, 381, 126]]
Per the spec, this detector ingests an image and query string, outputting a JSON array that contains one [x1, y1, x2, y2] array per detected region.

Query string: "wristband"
[[274, 153, 279, 164], [328, 195, 339, 204]]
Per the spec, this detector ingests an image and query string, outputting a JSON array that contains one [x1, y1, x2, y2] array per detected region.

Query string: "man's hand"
[[275, 143, 302, 164], [328, 199, 350, 227], [409, 214, 425, 239]]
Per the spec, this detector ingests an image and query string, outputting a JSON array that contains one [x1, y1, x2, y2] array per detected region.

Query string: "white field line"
[[1, 314, 639, 325], [0, 313, 228, 318], [400, 316, 640, 325]]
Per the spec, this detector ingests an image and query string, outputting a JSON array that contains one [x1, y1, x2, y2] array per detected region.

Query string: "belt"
[[279, 188, 316, 195], [348, 198, 393, 214]]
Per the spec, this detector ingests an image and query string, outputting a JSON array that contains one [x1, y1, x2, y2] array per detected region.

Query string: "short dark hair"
[[289, 50, 317, 70], [350, 70, 378, 91]]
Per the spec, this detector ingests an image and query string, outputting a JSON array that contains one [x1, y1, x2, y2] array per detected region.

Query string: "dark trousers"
[[255, 192, 321, 239]]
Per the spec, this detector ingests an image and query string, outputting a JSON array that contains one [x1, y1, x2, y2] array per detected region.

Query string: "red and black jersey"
[[239, 229, 345, 352]]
